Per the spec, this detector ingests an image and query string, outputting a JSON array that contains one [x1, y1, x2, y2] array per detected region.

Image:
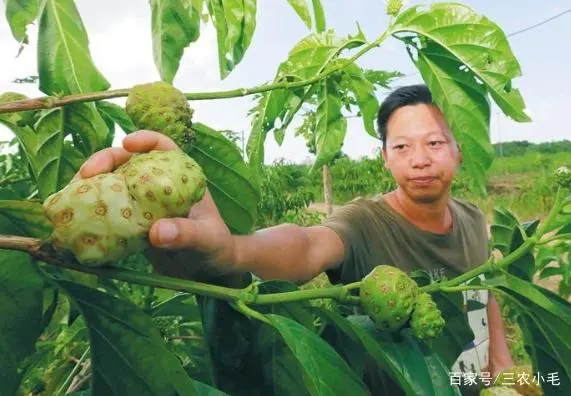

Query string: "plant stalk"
[[0, 31, 389, 115]]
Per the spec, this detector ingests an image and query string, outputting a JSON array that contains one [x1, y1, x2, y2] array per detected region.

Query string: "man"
[[76, 84, 514, 393]]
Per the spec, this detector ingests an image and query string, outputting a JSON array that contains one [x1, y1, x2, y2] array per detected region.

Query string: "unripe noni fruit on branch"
[[359, 265, 420, 332], [410, 291, 445, 340], [126, 81, 195, 151], [43, 150, 206, 266]]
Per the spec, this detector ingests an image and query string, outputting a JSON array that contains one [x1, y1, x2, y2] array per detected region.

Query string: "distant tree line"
[[494, 140, 571, 157]]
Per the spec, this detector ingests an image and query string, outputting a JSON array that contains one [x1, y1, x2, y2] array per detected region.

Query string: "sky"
[[0, 0, 570, 165]]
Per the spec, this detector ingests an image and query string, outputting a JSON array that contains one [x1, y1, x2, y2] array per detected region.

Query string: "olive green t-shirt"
[[322, 194, 489, 285]]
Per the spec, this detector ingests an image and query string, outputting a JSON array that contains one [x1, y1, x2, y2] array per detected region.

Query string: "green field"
[[257, 140, 571, 227]]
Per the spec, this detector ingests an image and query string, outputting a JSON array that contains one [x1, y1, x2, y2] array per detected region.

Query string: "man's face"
[[382, 103, 461, 204]]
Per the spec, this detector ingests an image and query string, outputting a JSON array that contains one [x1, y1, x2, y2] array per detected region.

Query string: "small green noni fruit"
[[360, 265, 419, 331], [43, 150, 206, 266], [410, 292, 445, 340], [126, 81, 195, 151]]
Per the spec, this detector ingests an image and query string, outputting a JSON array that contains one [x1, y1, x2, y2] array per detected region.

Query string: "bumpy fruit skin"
[[360, 265, 419, 331], [126, 81, 195, 151], [495, 365, 542, 396], [115, 150, 207, 227], [43, 150, 206, 266], [410, 292, 445, 340]]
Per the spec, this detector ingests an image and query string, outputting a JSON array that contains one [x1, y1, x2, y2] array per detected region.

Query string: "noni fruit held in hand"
[[360, 265, 420, 331], [410, 292, 445, 340], [126, 81, 195, 151], [43, 150, 206, 266]]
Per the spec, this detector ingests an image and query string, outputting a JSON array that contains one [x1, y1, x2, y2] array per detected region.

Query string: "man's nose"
[[410, 146, 431, 168]]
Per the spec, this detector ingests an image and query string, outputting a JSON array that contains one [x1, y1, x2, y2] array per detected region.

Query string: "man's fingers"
[[78, 147, 133, 179], [149, 218, 208, 250], [123, 130, 179, 153]]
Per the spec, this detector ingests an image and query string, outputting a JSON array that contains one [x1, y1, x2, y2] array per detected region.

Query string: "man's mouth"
[[409, 176, 437, 185]]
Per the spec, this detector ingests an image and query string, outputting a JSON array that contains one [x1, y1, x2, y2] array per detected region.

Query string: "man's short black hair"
[[376, 84, 433, 148]]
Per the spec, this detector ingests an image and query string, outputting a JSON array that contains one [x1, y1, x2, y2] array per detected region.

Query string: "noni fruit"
[[360, 265, 419, 331], [43, 150, 206, 266], [410, 292, 445, 340], [126, 81, 195, 151]]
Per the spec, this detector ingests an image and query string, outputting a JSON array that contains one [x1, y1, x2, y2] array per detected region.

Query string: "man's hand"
[[75, 130, 239, 282]]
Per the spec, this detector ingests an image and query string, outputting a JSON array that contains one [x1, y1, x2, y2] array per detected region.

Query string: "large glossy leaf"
[[151, 293, 200, 320], [197, 291, 265, 396], [246, 29, 365, 173], [313, 79, 346, 170], [50, 279, 198, 395], [96, 101, 138, 134], [33, 108, 65, 199], [207, 0, 257, 79], [267, 314, 370, 395], [390, 2, 530, 122], [150, 0, 201, 83], [415, 41, 493, 196], [0, 247, 45, 396], [487, 275, 571, 395], [189, 122, 259, 234], [286, 0, 311, 29], [315, 310, 460, 396], [4, 0, 40, 43], [342, 63, 379, 138], [58, 142, 87, 188], [0, 200, 52, 238], [63, 102, 110, 156], [37, 0, 110, 95]]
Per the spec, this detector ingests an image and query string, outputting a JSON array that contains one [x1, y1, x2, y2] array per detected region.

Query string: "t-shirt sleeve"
[[320, 199, 378, 285]]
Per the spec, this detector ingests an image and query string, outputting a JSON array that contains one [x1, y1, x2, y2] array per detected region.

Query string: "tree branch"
[[0, 31, 390, 115]]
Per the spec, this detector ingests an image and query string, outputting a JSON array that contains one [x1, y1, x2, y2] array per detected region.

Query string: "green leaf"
[[0, 251, 45, 396], [312, 79, 346, 170], [197, 291, 264, 396], [488, 275, 571, 394], [342, 63, 379, 137], [4, 0, 40, 43], [33, 108, 65, 200], [267, 314, 370, 395], [207, 0, 257, 79], [0, 200, 52, 238], [150, 0, 201, 83], [37, 0, 110, 95], [310, 0, 325, 33], [151, 293, 200, 320], [315, 310, 460, 396], [246, 29, 365, 174], [51, 279, 198, 395], [63, 102, 110, 156], [96, 101, 138, 134], [363, 69, 404, 89], [391, 2, 530, 122], [414, 41, 493, 196], [490, 206, 520, 255], [189, 122, 260, 234], [58, 142, 87, 188], [286, 0, 312, 29]]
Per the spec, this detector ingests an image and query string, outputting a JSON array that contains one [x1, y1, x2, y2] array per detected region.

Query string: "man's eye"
[[393, 144, 406, 150], [429, 141, 444, 146]]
